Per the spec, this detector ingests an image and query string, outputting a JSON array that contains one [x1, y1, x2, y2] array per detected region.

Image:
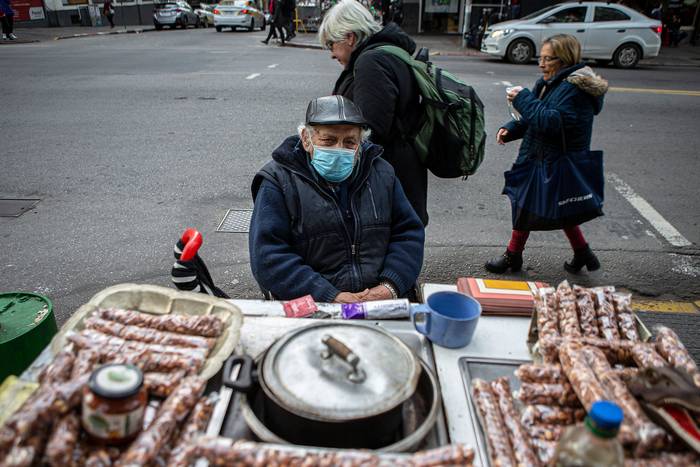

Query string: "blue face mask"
[[310, 146, 356, 183]]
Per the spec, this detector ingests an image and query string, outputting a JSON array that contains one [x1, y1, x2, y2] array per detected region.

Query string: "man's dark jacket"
[[249, 136, 425, 302], [333, 23, 428, 226]]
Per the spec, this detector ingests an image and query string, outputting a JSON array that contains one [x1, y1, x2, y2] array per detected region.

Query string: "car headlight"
[[490, 29, 513, 39]]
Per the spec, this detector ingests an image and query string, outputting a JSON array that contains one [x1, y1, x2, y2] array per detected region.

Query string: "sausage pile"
[[471, 281, 700, 466], [0, 307, 226, 466]]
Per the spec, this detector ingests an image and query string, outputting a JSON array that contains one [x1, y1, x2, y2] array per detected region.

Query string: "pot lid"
[[261, 322, 421, 422]]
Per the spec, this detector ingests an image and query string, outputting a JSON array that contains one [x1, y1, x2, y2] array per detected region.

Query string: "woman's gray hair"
[[297, 124, 372, 143], [318, 0, 381, 49]]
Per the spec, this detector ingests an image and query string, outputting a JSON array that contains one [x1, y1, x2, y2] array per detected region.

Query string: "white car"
[[481, 2, 661, 68], [213, 0, 266, 32], [195, 4, 216, 27]]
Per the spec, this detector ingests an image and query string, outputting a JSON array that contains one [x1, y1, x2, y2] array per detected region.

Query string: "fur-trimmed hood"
[[566, 66, 609, 97]]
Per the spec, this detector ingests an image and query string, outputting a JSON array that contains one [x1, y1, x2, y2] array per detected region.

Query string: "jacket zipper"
[[367, 183, 379, 220]]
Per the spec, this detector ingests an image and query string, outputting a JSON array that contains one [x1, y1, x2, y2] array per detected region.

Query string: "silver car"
[[154, 1, 201, 30], [481, 2, 661, 68], [213, 0, 266, 32]]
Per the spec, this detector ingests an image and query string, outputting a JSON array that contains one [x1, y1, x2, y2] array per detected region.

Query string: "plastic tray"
[[49, 283, 243, 380]]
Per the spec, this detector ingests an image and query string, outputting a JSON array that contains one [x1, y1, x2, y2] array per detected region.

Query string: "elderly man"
[[249, 96, 425, 303]]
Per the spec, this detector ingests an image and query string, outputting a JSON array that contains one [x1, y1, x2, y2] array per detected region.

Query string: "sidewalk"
[[0, 25, 154, 44]]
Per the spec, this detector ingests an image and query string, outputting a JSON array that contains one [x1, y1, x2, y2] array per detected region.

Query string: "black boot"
[[485, 250, 523, 274], [564, 245, 600, 273]]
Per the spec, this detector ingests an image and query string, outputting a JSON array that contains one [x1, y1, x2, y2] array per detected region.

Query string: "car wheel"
[[613, 43, 641, 69], [216, 25, 222, 32], [260, 18, 266, 31], [595, 59, 611, 67], [506, 39, 534, 64], [195, 17, 200, 28], [155, 23, 163, 30], [248, 18, 254, 31]]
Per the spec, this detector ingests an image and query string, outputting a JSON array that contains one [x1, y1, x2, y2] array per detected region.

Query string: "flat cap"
[[305, 95, 366, 127]]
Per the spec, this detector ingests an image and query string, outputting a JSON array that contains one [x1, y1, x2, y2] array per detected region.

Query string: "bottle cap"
[[587, 400, 623, 438]]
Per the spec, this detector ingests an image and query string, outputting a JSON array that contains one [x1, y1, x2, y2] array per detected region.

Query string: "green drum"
[[0, 292, 57, 381]]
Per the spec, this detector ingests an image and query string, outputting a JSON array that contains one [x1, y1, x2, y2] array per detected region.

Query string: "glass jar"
[[82, 363, 148, 445]]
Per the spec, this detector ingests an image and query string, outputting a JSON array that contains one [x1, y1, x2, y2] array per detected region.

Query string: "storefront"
[[41, 0, 156, 27]]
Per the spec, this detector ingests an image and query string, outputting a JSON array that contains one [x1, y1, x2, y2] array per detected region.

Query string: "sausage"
[[409, 444, 475, 466], [45, 412, 80, 467], [84, 317, 215, 354], [526, 423, 564, 442], [556, 281, 581, 338], [529, 438, 557, 467], [582, 346, 666, 457], [535, 288, 559, 339], [115, 376, 205, 467], [612, 367, 641, 383], [515, 363, 565, 384], [166, 393, 218, 464], [573, 285, 599, 338], [631, 343, 668, 370], [38, 350, 75, 385], [654, 326, 700, 387], [491, 378, 541, 467], [471, 378, 516, 467], [77, 329, 207, 361], [517, 382, 580, 407], [97, 308, 224, 337], [520, 405, 585, 426], [612, 293, 640, 342]]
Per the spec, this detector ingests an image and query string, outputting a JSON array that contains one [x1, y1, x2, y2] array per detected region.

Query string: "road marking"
[[245, 73, 261, 80], [267, 64, 278, 68], [500, 80, 513, 86], [610, 86, 700, 97], [209, 51, 230, 54], [607, 173, 692, 248], [632, 300, 698, 313]]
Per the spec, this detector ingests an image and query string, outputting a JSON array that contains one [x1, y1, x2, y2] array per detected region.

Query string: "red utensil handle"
[[180, 228, 202, 261]]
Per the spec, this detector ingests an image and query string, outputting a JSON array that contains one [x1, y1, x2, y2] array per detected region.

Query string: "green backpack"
[[369, 45, 487, 179]]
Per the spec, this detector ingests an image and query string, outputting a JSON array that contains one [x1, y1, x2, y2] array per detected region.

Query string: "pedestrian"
[[0, 0, 17, 41], [650, 3, 662, 20], [286, 0, 296, 39], [319, 0, 428, 226], [668, 14, 687, 47], [249, 95, 425, 302], [261, 0, 286, 45], [103, 0, 115, 28], [486, 34, 608, 274]]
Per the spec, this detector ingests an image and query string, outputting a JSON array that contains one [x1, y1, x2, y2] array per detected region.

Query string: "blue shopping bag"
[[503, 149, 605, 231]]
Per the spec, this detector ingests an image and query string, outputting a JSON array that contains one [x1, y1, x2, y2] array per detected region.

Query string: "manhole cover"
[[217, 209, 253, 233], [0, 199, 40, 217]]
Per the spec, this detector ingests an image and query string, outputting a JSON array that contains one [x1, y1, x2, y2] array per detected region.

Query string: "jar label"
[[82, 402, 145, 440]]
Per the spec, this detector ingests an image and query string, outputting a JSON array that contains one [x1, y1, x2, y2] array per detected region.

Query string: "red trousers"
[[507, 226, 587, 253]]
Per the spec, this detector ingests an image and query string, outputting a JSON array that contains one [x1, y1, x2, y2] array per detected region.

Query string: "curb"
[[54, 28, 155, 41], [0, 39, 40, 45]]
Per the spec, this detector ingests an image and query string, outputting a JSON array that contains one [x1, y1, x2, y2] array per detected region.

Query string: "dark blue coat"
[[249, 136, 425, 302], [0, 0, 14, 16], [502, 63, 607, 165]]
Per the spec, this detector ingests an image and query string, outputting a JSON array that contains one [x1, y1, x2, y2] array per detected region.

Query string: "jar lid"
[[261, 322, 420, 422], [89, 364, 144, 399]]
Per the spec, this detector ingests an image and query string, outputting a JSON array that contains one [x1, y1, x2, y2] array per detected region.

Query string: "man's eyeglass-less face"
[[538, 55, 560, 63]]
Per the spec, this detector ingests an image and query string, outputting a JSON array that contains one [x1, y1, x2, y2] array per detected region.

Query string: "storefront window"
[[422, 0, 460, 33]]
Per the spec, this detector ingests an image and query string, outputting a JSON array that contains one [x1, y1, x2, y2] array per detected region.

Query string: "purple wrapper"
[[341, 304, 367, 320]]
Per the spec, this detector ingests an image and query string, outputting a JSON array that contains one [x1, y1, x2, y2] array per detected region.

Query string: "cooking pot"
[[222, 322, 440, 450]]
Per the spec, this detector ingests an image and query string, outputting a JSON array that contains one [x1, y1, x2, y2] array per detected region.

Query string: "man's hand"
[[506, 86, 523, 102], [358, 285, 393, 302], [497, 128, 509, 145], [334, 290, 370, 303]]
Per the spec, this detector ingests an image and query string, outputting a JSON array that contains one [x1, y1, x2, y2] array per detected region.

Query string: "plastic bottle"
[[553, 400, 625, 467]]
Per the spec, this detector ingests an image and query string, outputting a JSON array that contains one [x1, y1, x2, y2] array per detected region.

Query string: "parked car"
[[195, 4, 216, 27], [154, 1, 201, 29], [481, 2, 661, 68], [213, 0, 266, 32]]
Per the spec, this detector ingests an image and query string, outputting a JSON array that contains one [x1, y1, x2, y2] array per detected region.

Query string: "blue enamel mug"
[[410, 291, 482, 348]]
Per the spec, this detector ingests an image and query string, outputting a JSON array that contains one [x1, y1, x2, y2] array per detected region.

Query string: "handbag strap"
[[557, 113, 568, 154]]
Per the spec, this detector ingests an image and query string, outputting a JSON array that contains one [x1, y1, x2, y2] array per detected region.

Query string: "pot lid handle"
[[321, 334, 366, 384]]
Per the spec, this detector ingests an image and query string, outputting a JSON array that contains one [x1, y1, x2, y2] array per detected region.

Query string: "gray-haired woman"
[[319, 0, 428, 226]]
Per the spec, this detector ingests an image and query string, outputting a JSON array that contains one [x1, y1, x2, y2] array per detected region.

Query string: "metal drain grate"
[[217, 209, 253, 233], [0, 199, 40, 217]]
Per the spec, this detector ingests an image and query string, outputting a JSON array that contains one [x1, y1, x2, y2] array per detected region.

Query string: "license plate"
[[159, 11, 174, 16]]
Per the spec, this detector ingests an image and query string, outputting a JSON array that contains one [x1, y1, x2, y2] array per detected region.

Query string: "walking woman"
[[486, 34, 608, 274]]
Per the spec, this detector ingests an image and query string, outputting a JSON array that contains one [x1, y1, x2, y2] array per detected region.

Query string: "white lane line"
[[268, 64, 278, 68], [607, 172, 692, 247], [209, 51, 229, 54], [500, 80, 513, 86], [246, 73, 261, 80]]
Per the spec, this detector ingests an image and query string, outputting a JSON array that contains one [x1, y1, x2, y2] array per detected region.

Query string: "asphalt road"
[[1, 29, 699, 324]]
